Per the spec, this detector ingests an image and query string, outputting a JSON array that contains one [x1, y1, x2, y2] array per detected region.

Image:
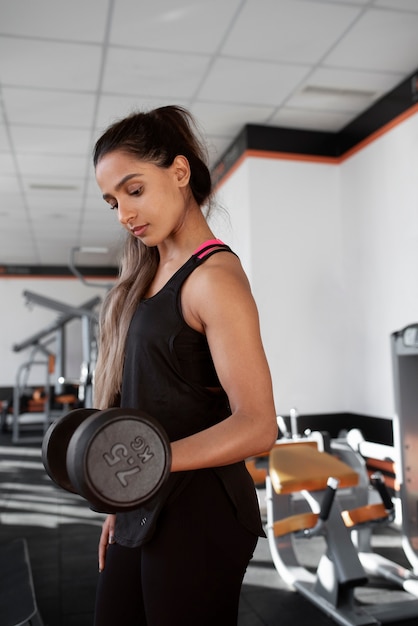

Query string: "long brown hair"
[[93, 106, 213, 408]]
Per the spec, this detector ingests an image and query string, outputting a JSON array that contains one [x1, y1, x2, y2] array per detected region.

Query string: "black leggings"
[[94, 469, 258, 626]]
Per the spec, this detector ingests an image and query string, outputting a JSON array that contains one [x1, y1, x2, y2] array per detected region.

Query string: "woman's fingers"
[[98, 514, 116, 572]]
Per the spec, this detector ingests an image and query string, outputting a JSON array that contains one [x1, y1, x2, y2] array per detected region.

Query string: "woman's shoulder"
[[189, 248, 252, 303], [182, 246, 255, 333]]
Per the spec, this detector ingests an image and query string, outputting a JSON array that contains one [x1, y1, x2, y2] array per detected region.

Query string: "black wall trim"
[[0, 265, 118, 278], [281, 412, 393, 447], [213, 68, 418, 186]]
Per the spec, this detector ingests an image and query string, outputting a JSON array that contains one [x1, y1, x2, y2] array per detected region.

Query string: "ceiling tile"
[[0, 201, 26, 222], [81, 212, 118, 236], [85, 176, 104, 200], [1, 0, 109, 41], [81, 199, 116, 215], [9, 126, 92, 156], [80, 223, 120, 247], [0, 209, 28, 228], [0, 176, 21, 194], [2, 88, 97, 127], [327, 0, 369, 3], [31, 220, 79, 236], [16, 153, 87, 177], [222, 0, 362, 63], [26, 196, 84, 214], [191, 102, 275, 136], [0, 153, 16, 175], [375, 0, 418, 10], [0, 38, 102, 91], [32, 241, 78, 264], [198, 57, 309, 106], [0, 229, 38, 258], [0, 249, 39, 264], [0, 123, 11, 150], [95, 94, 188, 131], [102, 47, 211, 99], [110, 0, 242, 54], [325, 8, 418, 73]]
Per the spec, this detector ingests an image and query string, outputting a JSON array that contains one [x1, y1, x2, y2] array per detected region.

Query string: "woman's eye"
[[108, 203, 118, 211], [130, 187, 142, 196]]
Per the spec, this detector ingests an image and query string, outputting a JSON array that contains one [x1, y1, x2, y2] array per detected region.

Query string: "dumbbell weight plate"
[[42, 408, 98, 493], [66, 408, 172, 513]]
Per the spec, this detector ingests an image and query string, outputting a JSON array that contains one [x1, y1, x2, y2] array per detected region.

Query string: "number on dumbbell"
[[115, 467, 141, 487], [103, 443, 129, 467], [43, 407, 172, 512]]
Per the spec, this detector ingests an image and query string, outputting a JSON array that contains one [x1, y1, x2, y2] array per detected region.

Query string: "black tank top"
[[114, 241, 265, 546]]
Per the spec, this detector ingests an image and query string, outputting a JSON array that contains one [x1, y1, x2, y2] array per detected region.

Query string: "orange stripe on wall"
[[215, 102, 418, 190], [246, 149, 340, 165], [340, 100, 418, 161]]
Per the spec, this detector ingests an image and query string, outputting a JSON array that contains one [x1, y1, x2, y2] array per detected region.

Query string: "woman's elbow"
[[256, 415, 278, 455]]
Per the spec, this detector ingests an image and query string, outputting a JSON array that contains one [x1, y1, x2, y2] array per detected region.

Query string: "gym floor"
[[1, 429, 418, 626]]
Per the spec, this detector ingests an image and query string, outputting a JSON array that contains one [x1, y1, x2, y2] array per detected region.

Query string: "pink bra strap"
[[193, 238, 225, 259]]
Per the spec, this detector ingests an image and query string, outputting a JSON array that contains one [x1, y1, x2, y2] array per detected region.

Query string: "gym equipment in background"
[[391, 323, 418, 575], [266, 431, 418, 625], [11, 293, 101, 443]]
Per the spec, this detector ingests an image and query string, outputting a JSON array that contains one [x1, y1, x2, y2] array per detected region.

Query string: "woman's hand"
[[98, 514, 116, 572]]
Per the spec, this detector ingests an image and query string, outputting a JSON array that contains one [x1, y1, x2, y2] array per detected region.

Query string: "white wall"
[[217, 157, 344, 416], [341, 113, 418, 418], [212, 159, 253, 280], [215, 110, 418, 418]]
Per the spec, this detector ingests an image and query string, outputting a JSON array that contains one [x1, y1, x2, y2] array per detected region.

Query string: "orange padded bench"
[[269, 442, 390, 537], [269, 442, 359, 494]]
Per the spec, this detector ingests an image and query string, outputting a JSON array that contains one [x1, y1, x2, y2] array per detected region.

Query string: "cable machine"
[[11, 293, 101, 443]]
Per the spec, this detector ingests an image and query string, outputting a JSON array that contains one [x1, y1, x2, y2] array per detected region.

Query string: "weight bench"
[[266, 440, 418, 626], [0, 538, 44, 626]]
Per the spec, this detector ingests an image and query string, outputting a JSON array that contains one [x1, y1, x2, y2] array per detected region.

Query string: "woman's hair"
[[93, 105, 213, 408]]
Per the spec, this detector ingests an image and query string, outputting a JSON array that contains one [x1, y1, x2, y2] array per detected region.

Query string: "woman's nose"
[[117, 202, 136, 226]]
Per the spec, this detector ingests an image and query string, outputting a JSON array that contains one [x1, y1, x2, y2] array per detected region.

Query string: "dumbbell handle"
[[371, 472, 394, 511], [319, 477, 339, 521]]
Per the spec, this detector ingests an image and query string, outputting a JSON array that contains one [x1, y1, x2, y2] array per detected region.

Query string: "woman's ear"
[[173, 155, 191, 188]]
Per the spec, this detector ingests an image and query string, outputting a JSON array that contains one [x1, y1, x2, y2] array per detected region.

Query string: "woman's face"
[[95, 150, 191, 247]]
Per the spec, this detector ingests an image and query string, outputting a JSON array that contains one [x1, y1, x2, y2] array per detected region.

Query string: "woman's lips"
[[132, 224, 148, 237]]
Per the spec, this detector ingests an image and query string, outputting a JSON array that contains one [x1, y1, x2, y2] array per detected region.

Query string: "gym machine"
[[263, 392, 418, 625], [11, 292, 101, 443], [12, 337, 59, 444], [21, 290, 100, 407], [391, 323, 418, 574]]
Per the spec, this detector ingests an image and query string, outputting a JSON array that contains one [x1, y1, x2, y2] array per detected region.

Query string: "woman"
[[93, 105, 277, 625]]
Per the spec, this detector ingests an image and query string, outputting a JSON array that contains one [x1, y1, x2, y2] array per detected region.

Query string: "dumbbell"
[[42, 407, 172, 513]]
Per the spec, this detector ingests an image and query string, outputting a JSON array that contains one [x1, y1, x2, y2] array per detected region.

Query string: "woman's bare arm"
[[171, 253, 278, 472]]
